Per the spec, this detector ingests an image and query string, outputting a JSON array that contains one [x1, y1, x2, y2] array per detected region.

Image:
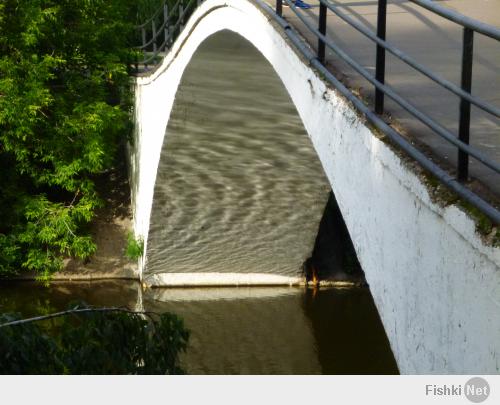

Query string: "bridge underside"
[[130, 0, 500, 374]]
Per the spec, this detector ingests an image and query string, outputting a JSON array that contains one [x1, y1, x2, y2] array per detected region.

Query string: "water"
[[0, 31, 399, 374], [146, 31, 332, 280], [0, 281, 398, 374]]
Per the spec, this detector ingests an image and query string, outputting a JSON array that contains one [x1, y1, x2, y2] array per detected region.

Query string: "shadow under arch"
[[144, 30, 363, 285]]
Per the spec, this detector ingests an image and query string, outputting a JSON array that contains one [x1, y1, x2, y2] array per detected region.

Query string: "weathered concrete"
[[131, 0, 500, 373]]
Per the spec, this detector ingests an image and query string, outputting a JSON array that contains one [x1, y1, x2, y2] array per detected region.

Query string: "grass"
[[125, 232, 144, 260]]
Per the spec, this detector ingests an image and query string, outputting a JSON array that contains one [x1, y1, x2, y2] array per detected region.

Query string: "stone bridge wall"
[[130, 0, 500, 373]]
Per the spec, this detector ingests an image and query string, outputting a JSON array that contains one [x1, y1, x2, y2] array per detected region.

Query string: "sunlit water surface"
[[146, 31, 331, 279]]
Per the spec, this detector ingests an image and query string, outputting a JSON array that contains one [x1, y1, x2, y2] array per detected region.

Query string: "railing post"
[[318, 1, 327, 64], [152, 19, 157, 54], [140, 27, 146, 70], [141, 27, 146, 49], [276, 0, 282, 17], [375, 0, 387, 114], [164, 4, 169, 49], [179, 4, 185, 32], [457, 27, 474, 182], [169, 26, 175, 47]]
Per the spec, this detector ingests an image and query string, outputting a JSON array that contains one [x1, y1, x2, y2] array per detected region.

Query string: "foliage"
[[137, 0, 168, 21], [0, 305, 190, 374], [126, 233, 144, 261], [0, 1, 146, 279]]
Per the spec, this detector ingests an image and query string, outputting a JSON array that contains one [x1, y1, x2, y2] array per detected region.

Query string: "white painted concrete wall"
[[131, 0, 500, 373]]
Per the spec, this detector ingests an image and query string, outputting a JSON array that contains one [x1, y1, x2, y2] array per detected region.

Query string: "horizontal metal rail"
[[136, 15, 171, 50], [285, 0, 500, 174], [135, 0, 183, 29], [136, 7, 164, 30], [274, 0, 500, 223], [139, 0, 196, 66], [321, 0, 500, 118], [409, 0, 500, 41], [133, 0, 500, 223], [255, 0, 500, 224]]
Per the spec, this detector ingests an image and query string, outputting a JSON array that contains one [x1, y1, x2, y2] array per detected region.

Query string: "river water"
[[0, 281, 398, 374], [146, 31, 332, 281], [0, 31, 398, 374]]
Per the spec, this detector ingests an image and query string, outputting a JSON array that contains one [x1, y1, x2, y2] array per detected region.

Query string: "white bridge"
[[129, 0, 500, 374]]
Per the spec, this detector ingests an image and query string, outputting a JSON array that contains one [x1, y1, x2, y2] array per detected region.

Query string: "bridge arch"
[[130, 0, 500, 373], [131, 0, 335, 273]]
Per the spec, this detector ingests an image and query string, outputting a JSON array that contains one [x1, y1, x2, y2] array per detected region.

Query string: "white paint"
[[131, 0, 500, 373], [147, 272, 302, 287]]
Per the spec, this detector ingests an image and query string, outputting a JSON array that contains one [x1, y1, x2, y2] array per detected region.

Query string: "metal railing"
[[134, 0, 199, 71], [275, 0, 500, 223], [134, 0, 500, 223]]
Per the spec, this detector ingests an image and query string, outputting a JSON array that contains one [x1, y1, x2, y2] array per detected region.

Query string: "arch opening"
[[145, 30, 363, 285]]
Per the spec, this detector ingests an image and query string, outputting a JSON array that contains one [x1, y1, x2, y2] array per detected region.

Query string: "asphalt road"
[[273, 0, 500, 195]]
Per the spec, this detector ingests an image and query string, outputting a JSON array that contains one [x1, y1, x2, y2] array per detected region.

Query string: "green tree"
[[0, 305, 190, 374], [0, 0, 142, 280]]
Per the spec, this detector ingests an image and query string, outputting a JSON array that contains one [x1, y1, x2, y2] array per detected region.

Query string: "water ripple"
[[146, 31, 331, 279]]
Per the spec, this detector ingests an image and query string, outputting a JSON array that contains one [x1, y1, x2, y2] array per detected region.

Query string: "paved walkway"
[[274, 0, 499, 195]]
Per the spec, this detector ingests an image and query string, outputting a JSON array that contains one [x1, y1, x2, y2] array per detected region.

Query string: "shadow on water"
[[0, 281, 398, 374], [302, 287, 399, 374]]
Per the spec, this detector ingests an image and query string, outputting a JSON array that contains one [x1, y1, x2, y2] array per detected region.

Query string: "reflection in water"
[[0, 281, 398, 374], [0, 281, 141, 316], [148, 287, 321, 374], [0, 32, 400, 375], [146, 31, 331, 279]]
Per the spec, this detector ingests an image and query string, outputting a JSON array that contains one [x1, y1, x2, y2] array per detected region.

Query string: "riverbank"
[[59, 157, 137, 280], [9, 156, 137, 282]]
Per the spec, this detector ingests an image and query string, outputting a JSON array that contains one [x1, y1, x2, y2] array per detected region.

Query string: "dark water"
[[0, 281, 398, 374]]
